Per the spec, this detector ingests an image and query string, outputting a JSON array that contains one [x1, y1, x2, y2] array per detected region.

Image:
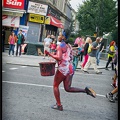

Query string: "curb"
[[6, 62, 110, 70], [6, 62, 39, 67]]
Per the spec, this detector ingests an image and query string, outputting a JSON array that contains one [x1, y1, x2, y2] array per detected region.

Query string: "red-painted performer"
[[45, 30, 96, 111]]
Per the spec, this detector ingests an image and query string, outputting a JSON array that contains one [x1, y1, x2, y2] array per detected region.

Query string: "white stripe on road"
[[2, 81, 105, 97], [75, 72, 105, 75], [9, 68, 18, 70], [96, 94, 106, 97], [2, 71, 5, 72], [20, 66, 27, 68], [2, 81, 54, 88]]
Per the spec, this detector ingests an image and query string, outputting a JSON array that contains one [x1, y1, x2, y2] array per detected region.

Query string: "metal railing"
[[100, 49, 108, 60]]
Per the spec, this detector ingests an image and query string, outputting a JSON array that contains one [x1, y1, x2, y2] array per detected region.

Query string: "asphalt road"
[[2, 64, 118, 120]]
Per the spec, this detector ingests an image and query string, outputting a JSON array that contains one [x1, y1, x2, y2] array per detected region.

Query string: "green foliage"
[[68, 33, 79, 45], [111, 28, 118, 43], [68, 37, 75, 45], [76, 0, 118, 40]]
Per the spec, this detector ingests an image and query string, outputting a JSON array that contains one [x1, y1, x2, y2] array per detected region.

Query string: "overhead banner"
[[50, 16, 64, 29], [2, 15, 20, 27], [27, 1, 48, 16], [3, 0, 25, 9], [29, 14, 44, 24]]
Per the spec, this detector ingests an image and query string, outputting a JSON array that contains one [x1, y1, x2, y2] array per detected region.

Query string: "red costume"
[[45, 32, 96, 111]]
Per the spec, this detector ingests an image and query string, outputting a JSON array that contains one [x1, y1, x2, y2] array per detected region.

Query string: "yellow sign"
[[44, 16, 50, 24], [29, 14, 44, 24]]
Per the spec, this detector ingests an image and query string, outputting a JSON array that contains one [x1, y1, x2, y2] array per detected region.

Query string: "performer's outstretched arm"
[[45, 45, 62, 61]]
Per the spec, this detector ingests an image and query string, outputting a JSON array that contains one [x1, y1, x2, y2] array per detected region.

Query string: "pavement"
[[2, 50, 111, 69]]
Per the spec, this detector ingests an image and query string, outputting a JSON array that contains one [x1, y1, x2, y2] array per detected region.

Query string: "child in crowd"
[[50, 40, 57, 54], [49, 40, 57, 62]]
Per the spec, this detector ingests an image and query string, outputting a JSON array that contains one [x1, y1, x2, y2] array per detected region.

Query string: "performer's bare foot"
[[85, 87, 96, 98]]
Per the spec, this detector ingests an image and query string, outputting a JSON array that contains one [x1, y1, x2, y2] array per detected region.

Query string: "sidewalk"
[[2, 50, 111, 69]]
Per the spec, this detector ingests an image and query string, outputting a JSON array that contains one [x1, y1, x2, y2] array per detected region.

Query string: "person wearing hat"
[[8, 31, 17, 56], [45, 30, 96, 111]]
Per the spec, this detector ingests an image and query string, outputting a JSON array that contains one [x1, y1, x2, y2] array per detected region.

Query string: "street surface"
[[2, 57, 118, 120]]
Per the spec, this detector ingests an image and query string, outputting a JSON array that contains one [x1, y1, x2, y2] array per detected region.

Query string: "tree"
[[76, 0, 118, 39]]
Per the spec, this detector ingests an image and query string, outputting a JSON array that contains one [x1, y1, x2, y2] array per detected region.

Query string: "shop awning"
[[50, 16, 64, 29], [2, 8, 26, 17]]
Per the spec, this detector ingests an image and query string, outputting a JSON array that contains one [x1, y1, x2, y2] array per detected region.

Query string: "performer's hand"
[[45, 50, 49, 55]]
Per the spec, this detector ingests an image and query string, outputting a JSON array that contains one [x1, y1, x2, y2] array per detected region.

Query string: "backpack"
[[88, 44, 92, 53]]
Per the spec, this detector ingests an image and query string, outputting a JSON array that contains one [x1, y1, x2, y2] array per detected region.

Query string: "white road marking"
[[75, 71, 105, 75], [9, 68, 18, 70], [2, 81, 53, 88], [2, 71, 5, 72], [96, 94, 106, 97], [2, 81, 105, 97], [20, 66, 27, 68]]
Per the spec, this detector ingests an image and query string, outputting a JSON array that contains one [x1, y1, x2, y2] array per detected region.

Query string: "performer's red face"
[[58, 35, 62, 42]]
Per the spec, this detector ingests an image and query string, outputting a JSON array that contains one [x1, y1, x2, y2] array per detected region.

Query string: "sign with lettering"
[[44, 16, 50, 24], [29, 13, 44, 24], [3, 0, 24, 9], [27, 1, 48, 16], [47, 6, 60, 20], [18, 25, 29, 39]]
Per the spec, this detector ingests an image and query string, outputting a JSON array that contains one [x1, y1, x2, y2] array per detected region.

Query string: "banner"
[[18, 25, 29, 39], [3, 0, 24, 9], [27, 1, 48, 16], [2, 15, 20, 27]]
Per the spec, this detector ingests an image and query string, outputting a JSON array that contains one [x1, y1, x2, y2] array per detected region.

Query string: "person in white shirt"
[[43, 34, 52, 59]]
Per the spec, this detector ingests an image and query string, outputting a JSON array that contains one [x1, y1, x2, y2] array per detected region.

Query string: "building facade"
[[2, 0, 73, 55], [2, 0, 27, 47], [71, 8, 80, 33], [25, 0, 72, 43]]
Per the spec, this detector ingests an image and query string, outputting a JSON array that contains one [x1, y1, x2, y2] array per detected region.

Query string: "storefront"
[[45, 6, 64, 37], [2, 0, 26, 47]]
